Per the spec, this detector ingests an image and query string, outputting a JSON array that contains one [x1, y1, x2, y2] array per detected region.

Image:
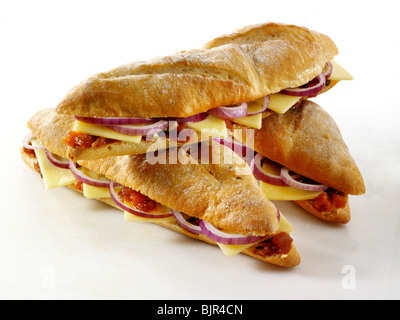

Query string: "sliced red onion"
[[199, 220, 266, 245], [45, 150, 70, 169], [207, 102, 248, 119], [109, 181, 173, 219], [23, 133, 45, 150], [280, 73, 326, 97], [172, 210, 203, 234], [246, 95, 270, 116], [280, 167, 328, 191], [323, 61, 333, 79], [174, 113, 208, 123], [75, 116, 155, 125], [69, 160, 111, 188], [252, 153, 287, 186], [107, 120, 169, 136]]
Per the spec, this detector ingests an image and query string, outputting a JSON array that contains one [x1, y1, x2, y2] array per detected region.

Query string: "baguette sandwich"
[[228, 100, 365, 223], [203, 22, 353, 120], [21, 108, 300, 267], [55, 23, 343, 161]]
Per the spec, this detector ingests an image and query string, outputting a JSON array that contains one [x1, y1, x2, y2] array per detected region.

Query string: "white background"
[[1, 0, 399, 300]]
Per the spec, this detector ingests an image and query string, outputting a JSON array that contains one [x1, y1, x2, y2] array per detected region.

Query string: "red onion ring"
[[246, 95, 270, 116], [69, 160, 111, 188], [280, 167, 328, 191], [252, 153, 287, 186], [280, 73, 326, 97], [23, 133, 45, 150], [207, 102, 248, 119], [174, 113, 209, 123], [109, 181, 173, 219], [172, 210, 203, 234], [106, 120, 169, 136], [323, 61, 333, 79], [75, 116, 155, 125], [199, 220, 266, 245], [45, 150, 70, 169]]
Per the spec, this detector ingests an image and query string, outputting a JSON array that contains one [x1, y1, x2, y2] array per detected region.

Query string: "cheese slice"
[[80, 167, 124, 199], [83, 184, 111, 199], [258, 159, 323, 200], [231, 98, 264, 129], [124, 210, 175, 223], [329, 60, 354, 81], [31, 140, 76, 189], [186, 114, 228, 139], [231, 113, 262, 129], [217, 242, 256, 257], [260, 181, 323, 200], [217, 211, 294, 257], [268, 93, 302, 114], [73, 120, 142, 143]]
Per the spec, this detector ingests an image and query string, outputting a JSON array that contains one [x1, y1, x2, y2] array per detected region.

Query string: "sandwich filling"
[[254, 153, 348, 214]]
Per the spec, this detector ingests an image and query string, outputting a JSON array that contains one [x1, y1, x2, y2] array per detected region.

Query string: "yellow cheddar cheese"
[[231, 98, 264, 129], [31, 140, 75, 189], [258, 157, 323, 200], [268, 93, 302, 114], [260, 181, 323, 201], [186, 114, 228, 138], [329, 60, 354, 81]]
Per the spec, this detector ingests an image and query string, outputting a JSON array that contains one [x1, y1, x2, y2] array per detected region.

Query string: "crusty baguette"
[[20, 148, 300, 267], [56, 40, 328, 118], [203, 22, 339, 95], [231, 100, 365, 196], [27, 109, 279, 236], [203, 22, 338, 62]]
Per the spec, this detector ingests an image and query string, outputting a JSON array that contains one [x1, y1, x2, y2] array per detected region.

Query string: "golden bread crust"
[[20, 147, 299, 267], [27, 109, 72, 159], [232, 100, 365, 195], [56, 40, 326, 118], [203, 22, 338, 63], [78, 146, 279, 236]]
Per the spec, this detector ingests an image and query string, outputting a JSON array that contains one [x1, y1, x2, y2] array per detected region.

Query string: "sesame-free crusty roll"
[[230, 100, 365, 223], [56, 39, 331, 118], [203, 22, 342, 96]]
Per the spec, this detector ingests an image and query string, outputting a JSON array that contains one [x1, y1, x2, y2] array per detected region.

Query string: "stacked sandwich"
[[21, 22, 365, 267]]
